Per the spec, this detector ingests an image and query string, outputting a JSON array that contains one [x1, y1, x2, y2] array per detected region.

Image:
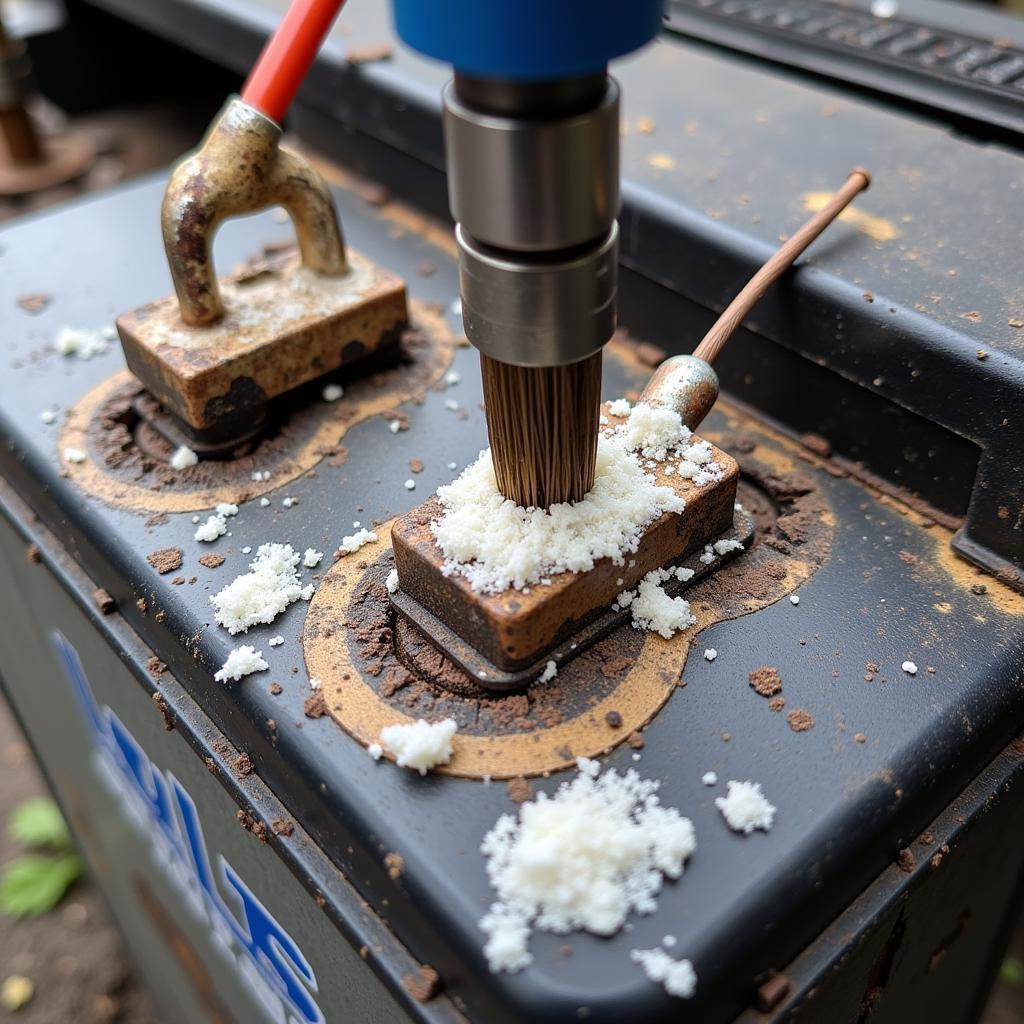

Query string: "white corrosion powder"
[[715, 780, 776, 834], [702, 771, 718, 786], [303, 548, 323, 568], [321, 383, 343, 402], [338, 528, 378, 555], [63, 447, 86, 464], [631, 947, 697, 999], [214, 645, 268, 683], [211, 543, 309, 634], [610, 403, 725, 486], [55, 325, 113, 360], [623, 403, 691, 461], [386, 568, 400, 594], [432, 437, 684, 594], [479, 757, 696, 973], [170, 445, 198, 470], [537, 660, 558, 684], [624, 569, 696, 639], [194, 502, 238, 543], [607, 398, 631, 417], [379, 718, 457, 775], [194, 515, 227, 543], [902, 660, 918, 675]]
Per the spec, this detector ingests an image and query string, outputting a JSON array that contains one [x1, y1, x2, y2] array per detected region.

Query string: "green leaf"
[[8, 798, 71, 852], [0, 854, 81, 918], [1001, 956, 1024, 988]]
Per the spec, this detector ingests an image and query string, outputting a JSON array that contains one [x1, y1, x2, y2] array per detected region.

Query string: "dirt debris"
[[236, 809, 268, 843], [749, 666, 782, 697], [272, 819, 295, 838], [384, 852, 405, 880], [402, 965, 441, 1003], [151, 692, 174, 731], [146, 548, 182, 574], [199, 552, 225, 569], [304, 692, 328, 719], [787, 708, 814, 732], [16, 292, 51, 313]]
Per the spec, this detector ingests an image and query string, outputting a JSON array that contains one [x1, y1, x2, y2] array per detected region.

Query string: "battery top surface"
[[1, 172, 1023, 1024]]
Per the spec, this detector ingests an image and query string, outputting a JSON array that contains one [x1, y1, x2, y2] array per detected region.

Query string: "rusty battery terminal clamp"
[[116, 96, 408, 455]]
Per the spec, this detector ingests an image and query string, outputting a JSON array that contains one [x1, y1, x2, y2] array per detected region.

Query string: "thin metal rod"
[[693, 168, 871, 365]]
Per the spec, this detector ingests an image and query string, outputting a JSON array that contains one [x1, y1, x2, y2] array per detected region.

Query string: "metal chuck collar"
[[444, 75, 621, 367]]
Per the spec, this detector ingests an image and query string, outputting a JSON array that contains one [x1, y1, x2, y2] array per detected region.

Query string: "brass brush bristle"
[[481, 351, 603, 509]]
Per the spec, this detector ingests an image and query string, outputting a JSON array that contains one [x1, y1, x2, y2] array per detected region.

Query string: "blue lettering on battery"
[[51, 630, 324, 1024]]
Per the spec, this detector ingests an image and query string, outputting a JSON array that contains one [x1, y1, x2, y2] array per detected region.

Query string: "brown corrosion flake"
[[749, 666, 782, 697], [402, 965, 440, 1003], [304, 692, 328, 719], [787, 708, 815, 732], [147, 547, 183, 574]]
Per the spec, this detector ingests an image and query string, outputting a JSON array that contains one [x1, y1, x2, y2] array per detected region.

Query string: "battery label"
[[52, 631, 325, 1024]]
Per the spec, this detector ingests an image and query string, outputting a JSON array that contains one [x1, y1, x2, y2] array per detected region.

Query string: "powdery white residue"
[[386, 568, 400, 594], [169, 445, 198, 470], [623, 403, 691, 461], [379, 718, 457, 775], [194, 515, 227, 543], [537, 660, 558, 684], [211, 544, 307, 634], [214, 645, 268, 683], [433, 437, 684, 595], [627, 569, 696, 639], [715, 780, 776, 834], [478, 757, 696, 973], [55, 325, 113, 360], [338, 528, 378, 555], [630, 947, 697, 999]]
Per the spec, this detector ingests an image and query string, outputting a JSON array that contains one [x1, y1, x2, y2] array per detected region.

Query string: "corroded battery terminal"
[[116, 98, 408, 455]]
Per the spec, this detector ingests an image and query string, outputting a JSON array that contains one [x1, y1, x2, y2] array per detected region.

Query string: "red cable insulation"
[[242, 0, 347, 123]]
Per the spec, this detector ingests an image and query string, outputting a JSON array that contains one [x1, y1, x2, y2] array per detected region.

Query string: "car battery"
[[1, 167, 1023, 1024], [2, 2, 1024, 1018]]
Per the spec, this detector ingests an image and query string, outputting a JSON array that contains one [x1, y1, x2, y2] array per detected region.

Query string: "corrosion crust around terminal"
[[303, 496, 832, 778], [57, 300, 456, 513]]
